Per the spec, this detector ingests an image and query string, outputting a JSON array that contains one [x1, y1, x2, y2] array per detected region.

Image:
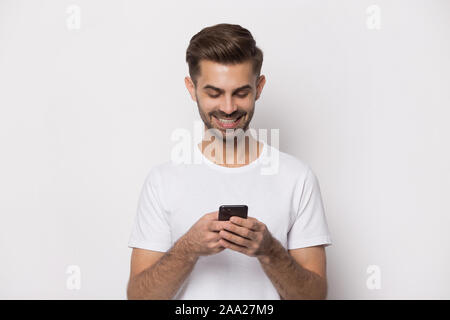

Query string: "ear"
[[185, 76, 197, 102], [255, 75, 266, 101]]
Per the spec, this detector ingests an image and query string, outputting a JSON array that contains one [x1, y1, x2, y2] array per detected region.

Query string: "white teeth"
[[219, 119, 236, 123], [216, 116, 241, 123]]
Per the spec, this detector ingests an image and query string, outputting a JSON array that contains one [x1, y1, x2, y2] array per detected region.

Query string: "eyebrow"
[[202, 84, 252, 94]]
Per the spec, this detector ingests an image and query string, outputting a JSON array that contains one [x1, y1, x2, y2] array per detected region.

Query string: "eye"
[[236, 92, 249, 98], [208, 93, 220, 98]]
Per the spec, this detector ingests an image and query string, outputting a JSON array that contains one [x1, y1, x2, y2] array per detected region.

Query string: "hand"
[[183, 211, 227, 258], [218, 216, 275, 258]]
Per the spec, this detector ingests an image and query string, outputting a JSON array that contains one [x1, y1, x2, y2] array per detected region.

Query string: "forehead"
[[197, 60, 255, 89]]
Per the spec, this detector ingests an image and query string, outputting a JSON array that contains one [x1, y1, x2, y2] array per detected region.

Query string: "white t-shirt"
[[128, 140, 332, 299]]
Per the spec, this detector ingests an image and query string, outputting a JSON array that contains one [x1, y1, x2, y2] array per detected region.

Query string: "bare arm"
[[257, 240, 327, 300], [127, 211, 225, 300], [127, 236, 198, 300]]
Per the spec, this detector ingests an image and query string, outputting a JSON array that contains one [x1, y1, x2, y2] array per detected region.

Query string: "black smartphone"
[[218, 205, 248, 221]]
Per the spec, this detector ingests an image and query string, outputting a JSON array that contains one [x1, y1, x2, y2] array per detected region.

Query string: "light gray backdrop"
[[0, 0, 449, 299]]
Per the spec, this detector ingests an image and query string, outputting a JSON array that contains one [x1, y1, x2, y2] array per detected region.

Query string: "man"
[[127, 23, 332, 300]]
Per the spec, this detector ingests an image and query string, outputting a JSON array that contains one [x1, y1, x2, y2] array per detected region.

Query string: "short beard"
[[195, 94, 255, 144]]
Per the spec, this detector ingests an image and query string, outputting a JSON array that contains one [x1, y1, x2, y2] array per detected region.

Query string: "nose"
[[218, 94, 238, 116]]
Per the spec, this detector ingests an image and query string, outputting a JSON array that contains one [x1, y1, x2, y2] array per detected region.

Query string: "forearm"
[[127, 236, 198, 300], [257, 239, 327, 300]]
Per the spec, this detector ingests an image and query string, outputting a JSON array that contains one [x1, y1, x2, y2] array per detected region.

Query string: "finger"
[[219, 238, 248, 255], [205, 211, 219, 221], [213, 239, 225, 249], [223, 221, 257, 240], [229, 216, 260, 231], [209, 235, 225, 250], [212, 232, 222, 241], [209, 221, 230, 232], [215, 246, 226, 253], [219, 229, 253, 248], [208, 220, 227, 232]]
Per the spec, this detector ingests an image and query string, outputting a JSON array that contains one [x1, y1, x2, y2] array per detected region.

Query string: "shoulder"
[[264, 143, 312, 180], [143, 160, 189, 186], [147, 160, 176, 176]]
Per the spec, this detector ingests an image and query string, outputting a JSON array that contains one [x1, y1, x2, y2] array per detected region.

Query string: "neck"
[[198, 131, 262, 167]]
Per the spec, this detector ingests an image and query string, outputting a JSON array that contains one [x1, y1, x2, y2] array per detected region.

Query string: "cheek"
[[240, 99, 254, 112], [198, 97, 217, 113]]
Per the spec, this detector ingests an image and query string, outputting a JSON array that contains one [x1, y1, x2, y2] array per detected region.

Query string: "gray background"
[[0, 0, 449, 299]]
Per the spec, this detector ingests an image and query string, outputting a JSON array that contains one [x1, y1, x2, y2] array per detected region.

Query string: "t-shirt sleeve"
[[287, 166, 332, 249], [128, 168, 172, 252]]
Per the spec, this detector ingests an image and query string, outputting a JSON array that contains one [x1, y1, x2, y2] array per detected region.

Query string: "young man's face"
[[185, 60, 265, 140]]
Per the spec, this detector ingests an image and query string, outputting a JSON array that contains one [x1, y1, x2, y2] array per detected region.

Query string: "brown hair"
[[186, 23, 263, 86]]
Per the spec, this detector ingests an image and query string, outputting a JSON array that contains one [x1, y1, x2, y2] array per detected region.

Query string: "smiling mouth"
[[213, 115, 244, 129]]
